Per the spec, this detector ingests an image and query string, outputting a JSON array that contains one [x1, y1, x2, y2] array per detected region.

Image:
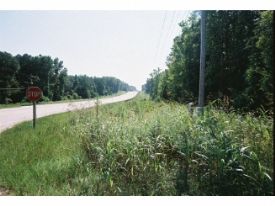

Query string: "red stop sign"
[[26, 87, 43, 102]]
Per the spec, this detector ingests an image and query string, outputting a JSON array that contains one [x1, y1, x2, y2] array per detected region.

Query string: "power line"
[[153, 11, 167, 68], [168, 11, 189, 42], [167, 11, 180, 43], [156, 11, 177, 68], [153, 11, 190, 70]]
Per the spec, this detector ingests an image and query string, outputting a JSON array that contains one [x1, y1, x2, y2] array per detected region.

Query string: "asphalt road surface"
[[0, 91, 138, 133]]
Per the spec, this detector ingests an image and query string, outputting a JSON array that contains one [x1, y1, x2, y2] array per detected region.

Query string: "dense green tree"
[[144, 13, 200, 103], [0, 52, 136, 104], [206, 11, 260, 108], [51, 58, 68, 101], [74, 75, 94, 99], [167, 13, 200, 102], [0, 52, 20, 103], [143, 10, 272, 113], [244, 11, 273, 111]]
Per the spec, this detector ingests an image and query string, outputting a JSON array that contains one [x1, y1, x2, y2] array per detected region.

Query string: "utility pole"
[[196, 10, 206, 115], [272, 10, 275, 195]]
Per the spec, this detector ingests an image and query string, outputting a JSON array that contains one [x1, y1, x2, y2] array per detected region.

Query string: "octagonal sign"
[[26, 86, 43, 102]]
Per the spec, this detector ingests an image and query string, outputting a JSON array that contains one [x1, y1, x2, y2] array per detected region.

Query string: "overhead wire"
[[167, 11, 180, 42], [156, 11, 177, 69], [153, 11, 167, 68], [153, 11, 190, 71]]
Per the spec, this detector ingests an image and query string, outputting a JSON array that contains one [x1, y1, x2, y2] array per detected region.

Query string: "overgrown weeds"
[[0, 93, 272, 195], [76, 93, 273, 195]]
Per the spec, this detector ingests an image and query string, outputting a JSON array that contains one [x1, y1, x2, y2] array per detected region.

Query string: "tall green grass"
[[0, 93, 273, 195], [0, 112, 88, 195], [77, 94, 273, 195]]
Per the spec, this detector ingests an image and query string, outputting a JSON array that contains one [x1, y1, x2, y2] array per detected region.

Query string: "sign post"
[[33, 101, 36, 128], [26, 86, 43, 129]]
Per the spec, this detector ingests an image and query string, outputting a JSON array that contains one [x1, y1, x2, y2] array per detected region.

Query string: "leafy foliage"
[[0, 52, 20, 103], [0, 52, 136, 104], [143, 11, 273, 113]]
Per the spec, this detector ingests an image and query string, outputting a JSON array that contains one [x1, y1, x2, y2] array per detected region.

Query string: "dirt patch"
[[0, 187, 10, 196]]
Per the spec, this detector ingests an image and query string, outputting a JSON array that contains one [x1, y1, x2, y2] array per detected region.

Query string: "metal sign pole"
[[33, 101, 36, 129]]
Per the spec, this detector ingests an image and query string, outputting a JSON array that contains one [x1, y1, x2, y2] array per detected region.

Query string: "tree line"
[[143, 11, 273, 113], [0, 52, 136, 104]]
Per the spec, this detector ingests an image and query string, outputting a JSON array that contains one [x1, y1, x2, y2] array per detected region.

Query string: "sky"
[[0, 11, 190, 90]]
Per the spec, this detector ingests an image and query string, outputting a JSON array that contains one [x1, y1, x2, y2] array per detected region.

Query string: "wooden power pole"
[[272, 10, 275, 196], [197, 10, 206, 115]]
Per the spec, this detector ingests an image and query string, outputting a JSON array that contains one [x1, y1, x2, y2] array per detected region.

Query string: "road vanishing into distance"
[[0, 91, 138, 133]]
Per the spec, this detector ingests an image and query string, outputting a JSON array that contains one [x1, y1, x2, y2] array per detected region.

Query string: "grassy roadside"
[[0, 93, 273, 195], [0, 91, 126, 109], [0, 111, 87, 195]]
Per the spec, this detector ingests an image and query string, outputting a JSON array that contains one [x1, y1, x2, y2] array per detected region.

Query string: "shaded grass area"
[[0, 102, 29, 109], [0, 93, 273, 195]]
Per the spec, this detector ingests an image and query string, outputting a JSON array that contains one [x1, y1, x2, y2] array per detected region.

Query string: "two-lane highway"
[[0, 91, 138, 133]]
